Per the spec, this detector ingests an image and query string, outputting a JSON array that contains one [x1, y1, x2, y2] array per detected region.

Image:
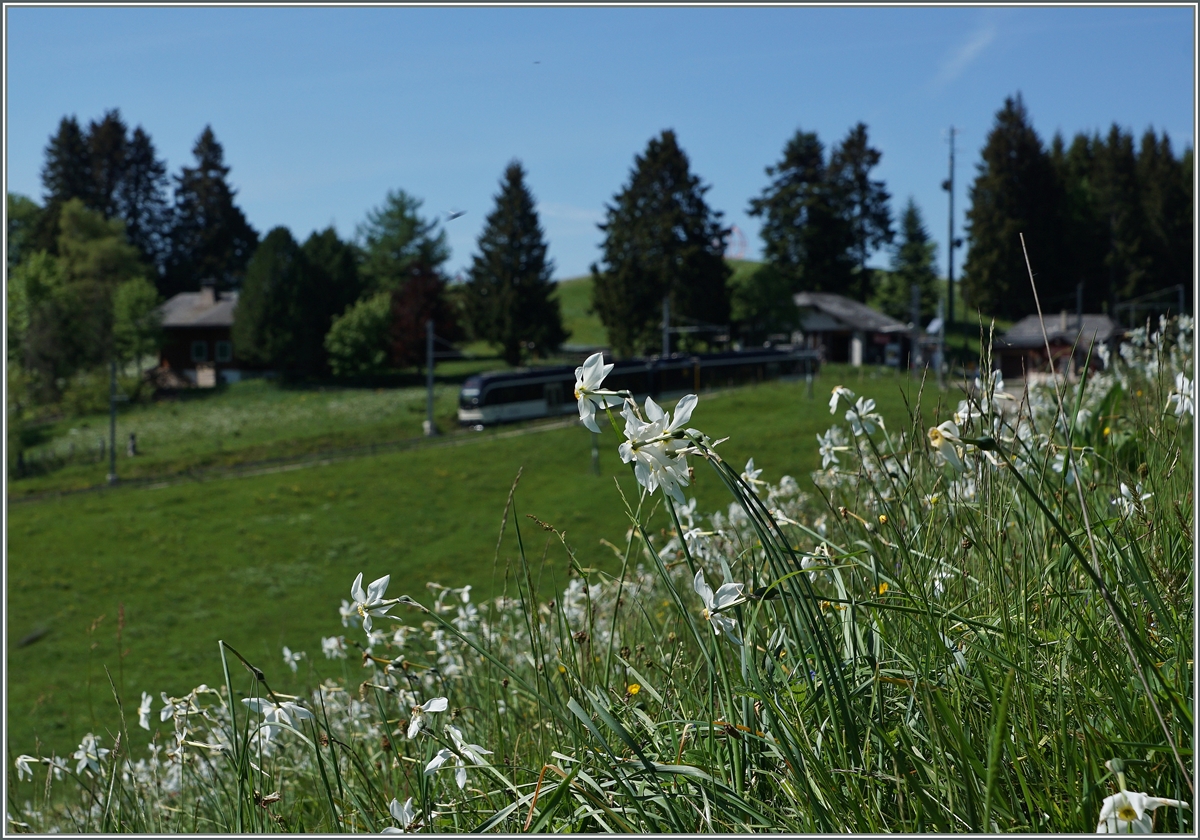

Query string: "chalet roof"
[[160, 290, 239, 328], [997, 313, 1121, 350], [793, 292, 908, 334]]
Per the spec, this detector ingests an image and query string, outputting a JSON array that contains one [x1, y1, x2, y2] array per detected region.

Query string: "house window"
[[191, 341, 208, 362], [215, 340, 233, 363]]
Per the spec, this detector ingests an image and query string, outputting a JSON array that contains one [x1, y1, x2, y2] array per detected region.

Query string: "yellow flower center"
[[701, 608, 711, 621], [1117, 805, 1138, 823], [574, 387, 582, 400]]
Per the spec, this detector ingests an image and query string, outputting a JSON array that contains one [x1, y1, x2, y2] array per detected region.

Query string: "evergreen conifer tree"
[[748, 129, 855, 296], [961, 94, 1064, 320], [86, 109, 129, 221], [231, 227, 313, 373], [828, 123, 893, 301], [1050, 133, 1109, 312], [1089, 125, 1152, 305], [34, 116, 93, 253], [117, 126, 171, 275], [874, 198, 939, 322], [464, 161, 567, 366], [164, 126, 259, 297], [1136, 130, 1191, 302], [356, 190, 449, 295], [592, 130, 730, 357]]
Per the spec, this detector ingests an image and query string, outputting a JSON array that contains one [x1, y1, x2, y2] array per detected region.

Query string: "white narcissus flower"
[[693, 570, 744, 645], [241, 698, 315, 742], [1096, 789, 1189, 833], [382, 797, 418, 833], [321, 636, 348, 659], [1166, 372, 1193, 418], [72, 733, 109, 775], [829, 385, 854, 415], [574, 352, 624, 433], [138, 692, 153, 731], [47, 755, 69, 780], [928, 420, 964, 471], [618, 395, 699, 505], [740, 458, 765, 488], [407, 696, 448, 739], [425, 725, 492, 789], [282, 646, 305, 673], [350, 573, 396, 633], [15, 755, 38, 781], [1112, 483, 1153, 518], [339, 599, 359, 628], [816, 426, 848, 469], [846, 397, 883, 437]]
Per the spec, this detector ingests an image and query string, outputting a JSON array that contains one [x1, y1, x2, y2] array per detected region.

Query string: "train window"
[[482, 381, 545, 405]]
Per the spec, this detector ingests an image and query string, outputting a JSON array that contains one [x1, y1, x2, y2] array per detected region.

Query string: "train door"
[[544, 381, 565, 414]]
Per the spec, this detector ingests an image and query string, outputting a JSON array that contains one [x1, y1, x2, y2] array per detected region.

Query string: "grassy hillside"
[[555, 274, 607, 347], [7, 365, 942, 756]]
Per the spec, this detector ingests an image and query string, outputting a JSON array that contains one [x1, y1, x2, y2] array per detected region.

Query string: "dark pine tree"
[[592, 130, 731, 357], [164, 126, 259, 297], [828, 122, 894, 302], [86, 109, 129, 221], [1050, 132, 1109, 313], [875, 198, 939, 322], [961, 93, 1064, 320], [464, 161, 568, 366], [1136, 130, 1192, 305], [34, 116, 94, 253], [117, 126, 171, 276], [1090, 125, 1152, 306], [231, 227, 314, 374], [748, 129, 855, 296]]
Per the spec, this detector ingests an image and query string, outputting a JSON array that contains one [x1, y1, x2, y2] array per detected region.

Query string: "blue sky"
[[5, 5, 1195, 282]]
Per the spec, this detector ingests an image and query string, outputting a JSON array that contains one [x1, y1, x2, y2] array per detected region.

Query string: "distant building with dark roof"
[[993, 311, 1123, 379], [157, 280, 245, 386], [793, 292, 913, 366]]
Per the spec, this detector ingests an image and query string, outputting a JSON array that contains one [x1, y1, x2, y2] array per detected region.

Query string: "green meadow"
[[7, 365, 929, 757]]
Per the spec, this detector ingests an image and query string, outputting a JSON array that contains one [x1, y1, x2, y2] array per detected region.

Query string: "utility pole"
[[424, 319, 437, 437], [943, 126, 958, 331], [661, 296, 670, 358], [107, 358, 118, 485], [910, 283, 921, 377], [937, 296, 946, 390]]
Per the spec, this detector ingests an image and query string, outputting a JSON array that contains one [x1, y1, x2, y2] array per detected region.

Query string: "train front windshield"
[[460, 376, 482, 409]]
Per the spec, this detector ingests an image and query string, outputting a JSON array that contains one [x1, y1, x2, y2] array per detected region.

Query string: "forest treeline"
[[7, 94, 1192, 411]]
